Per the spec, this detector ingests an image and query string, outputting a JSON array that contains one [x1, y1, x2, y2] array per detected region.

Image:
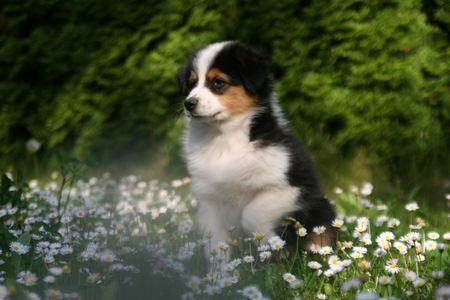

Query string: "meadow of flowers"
[[0, 171, 449, 300]]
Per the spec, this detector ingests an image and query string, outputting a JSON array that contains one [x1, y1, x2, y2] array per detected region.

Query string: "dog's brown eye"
[[211, 78, 227, 91]]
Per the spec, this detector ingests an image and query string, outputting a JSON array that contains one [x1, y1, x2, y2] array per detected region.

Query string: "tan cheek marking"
[[218, 85, 256, 115], [189, 71, 198, 82], [206, 68, 256, 115]]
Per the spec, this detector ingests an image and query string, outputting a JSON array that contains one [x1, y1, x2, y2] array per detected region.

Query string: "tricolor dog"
[[176, 41, 335, 258]]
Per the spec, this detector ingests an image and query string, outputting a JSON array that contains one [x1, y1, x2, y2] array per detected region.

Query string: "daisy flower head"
[[48, 267, 63, 276], [334, 187, 343, 194], [187, 275, 201, 292], [60, 214, 72, 224], [319, 246, 333, 256], [404, 270, 417, 282], [317, 293, 327, 300], [435, 286, 450, 300], [313, 226, 326, 235], [387, 218, 400, 228], [357, 217, 369, 227], [413, 278, 426, 288], [259, 251, 271, 262], [427, 232, 440, 240], [331, 218, 344, 229], [443, 232, 450, 240], [268, 236, 285, 251], [307, 261, 322, 270], [437, 243, 446, 251], [360, 182, 373, 196], [323, 269, 336, 277], [424, 240, 437, 251], [340, 259, 352, 268], [379, 231, 395, 241], [341, 241, 353, 250], [351, 246, 367, 259], [283, 273, 296, 283], [253, 232, 266, 241], [405, 201, 419, 211], [376, 236, 391, 251], [17, 271, 38, 286], [378, 275, 393, 285], [328, 255, 342, 271], [431, 270, 444, 279], [404, 232, 421, 245], [385, 259, 400, 274], [377, 204, 388, 211], [358, 259, 371, 271], [341, 278, 361, 292], [297, 227, 307, 237], [240, 285, 263, 300], [289, 279, 303, 289], [243, 256, 255, 263], [43, 275, 55, 283], [393, 241, 408, 255], [9, 242, 29, 255], [99, 250, 116, 263], [360, 233, 372, 245], [205, 284, 221, 296]]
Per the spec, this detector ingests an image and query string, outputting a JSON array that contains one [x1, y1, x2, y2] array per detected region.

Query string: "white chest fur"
[[184, 112, 301, 252], [184, 113, 290, 207]]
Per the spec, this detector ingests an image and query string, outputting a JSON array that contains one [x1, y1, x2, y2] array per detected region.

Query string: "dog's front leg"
[[241, 186, 300, 243], [197, 200, 230, 261]]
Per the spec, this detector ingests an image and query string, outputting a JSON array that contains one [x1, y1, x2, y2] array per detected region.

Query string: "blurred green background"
[[1, 0, 449, 197]]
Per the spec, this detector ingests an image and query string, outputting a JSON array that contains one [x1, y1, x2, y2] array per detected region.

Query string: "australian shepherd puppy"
[[176, 41, 335, 258]]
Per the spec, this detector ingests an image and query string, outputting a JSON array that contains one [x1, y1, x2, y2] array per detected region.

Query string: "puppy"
[[176, 41, 335, 258]]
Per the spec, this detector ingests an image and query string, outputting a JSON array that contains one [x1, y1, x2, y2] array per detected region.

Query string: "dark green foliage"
[[0, 0, 448, 186]]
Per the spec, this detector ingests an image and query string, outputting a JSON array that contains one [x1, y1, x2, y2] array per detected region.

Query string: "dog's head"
[[176, 41, 272, 122]]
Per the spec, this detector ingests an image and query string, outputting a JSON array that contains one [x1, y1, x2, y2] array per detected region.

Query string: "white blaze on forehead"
[[194, 41, 231, 85]]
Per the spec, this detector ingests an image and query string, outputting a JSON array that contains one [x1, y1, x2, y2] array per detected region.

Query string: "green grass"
[[0, 172, 448, 300]]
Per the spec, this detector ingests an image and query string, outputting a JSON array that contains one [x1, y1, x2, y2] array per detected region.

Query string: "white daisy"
[[385, 259, 400, 274], [378, 275, 393, 285], [297, 227, 307, 237], [424, 240, 437, 251], [313, 226, 326, 235], [268, 236, 286, 251], [283, 273, 296, 283], [405, 201, 419, 211], [404, 270, 417, 282], [427, 232, 440, 240], [307, 261, 322, 270], [341, 278, 361, 291], [289, 279, 303, 289], [413, 278, 426, 288]]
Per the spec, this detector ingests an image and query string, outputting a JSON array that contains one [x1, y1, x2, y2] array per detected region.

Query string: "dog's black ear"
[[234, 43, 272, 99], [176, 65, 188, 95]]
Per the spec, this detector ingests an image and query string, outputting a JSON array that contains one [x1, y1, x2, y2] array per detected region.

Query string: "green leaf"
[[18, 233, 31, 246]]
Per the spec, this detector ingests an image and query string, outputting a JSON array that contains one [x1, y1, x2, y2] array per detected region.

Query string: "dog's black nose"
[[184, 97, 198, 112]]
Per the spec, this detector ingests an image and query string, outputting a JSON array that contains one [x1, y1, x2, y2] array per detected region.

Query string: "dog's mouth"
[[187, 111, 222, 121]]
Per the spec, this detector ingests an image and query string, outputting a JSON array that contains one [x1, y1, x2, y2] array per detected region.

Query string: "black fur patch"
[[209, 42, 273, 101]]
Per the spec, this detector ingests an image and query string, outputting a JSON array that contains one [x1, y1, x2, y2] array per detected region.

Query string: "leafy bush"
[[1, 0, 448, 185]]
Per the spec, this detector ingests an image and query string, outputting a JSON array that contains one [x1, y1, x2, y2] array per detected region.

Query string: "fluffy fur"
[[177, 41, 335, 257]]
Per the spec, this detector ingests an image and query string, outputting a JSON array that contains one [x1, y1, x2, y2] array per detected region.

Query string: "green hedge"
[[1, 0, 449, 183]]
